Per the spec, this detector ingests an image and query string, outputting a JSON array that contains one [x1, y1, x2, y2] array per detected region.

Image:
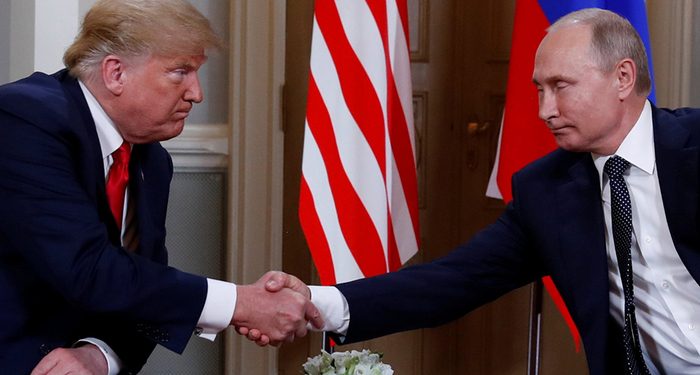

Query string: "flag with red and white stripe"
[[300, 0, 419, 286]]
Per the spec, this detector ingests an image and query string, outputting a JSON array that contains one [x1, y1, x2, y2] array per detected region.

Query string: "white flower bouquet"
[[302, 349, 394, 375]]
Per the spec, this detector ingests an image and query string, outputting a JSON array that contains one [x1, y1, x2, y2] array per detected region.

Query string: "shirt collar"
[[78, 80, 125, 159], [592, 100, 655, 186]]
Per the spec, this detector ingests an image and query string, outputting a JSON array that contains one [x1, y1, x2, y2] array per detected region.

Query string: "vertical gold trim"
[[226, 0, 286, 373]]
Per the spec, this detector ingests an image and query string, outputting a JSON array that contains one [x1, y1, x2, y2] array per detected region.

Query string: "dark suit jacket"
[[337, 105, 700, 374], [0, 70, 208, 374]]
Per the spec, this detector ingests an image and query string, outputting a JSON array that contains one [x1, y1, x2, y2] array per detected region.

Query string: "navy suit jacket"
[[0, 70, 208, 374], [337, 105, 700, 374]]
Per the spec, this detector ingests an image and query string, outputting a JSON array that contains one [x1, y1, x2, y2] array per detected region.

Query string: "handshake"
[[231, 271, 324, 347]]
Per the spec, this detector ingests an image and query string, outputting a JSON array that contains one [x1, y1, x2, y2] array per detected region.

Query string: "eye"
[[535, 86, 544, 98], [168, 69, 189, 83], [555, 81, 569, 90]]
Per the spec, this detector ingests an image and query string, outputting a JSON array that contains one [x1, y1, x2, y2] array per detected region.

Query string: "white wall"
[[33, 0, 79, 74], [4, 0, 81, 81]]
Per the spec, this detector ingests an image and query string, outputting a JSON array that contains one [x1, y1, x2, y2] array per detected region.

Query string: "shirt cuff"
[[75, 337, 122, 375], [308, 285, 350, 335], [195, 278, 237, 341]]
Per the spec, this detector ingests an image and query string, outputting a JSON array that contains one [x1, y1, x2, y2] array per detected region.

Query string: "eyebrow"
[[177, 63, 195, 70], [171, 56, 208, 70], [170, 60, 195, 70], [532, 74, 570, 86]]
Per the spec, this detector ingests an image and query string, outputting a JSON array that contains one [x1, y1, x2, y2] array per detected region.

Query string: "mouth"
[[175, 103, 193, 116], [547, 123, 571, 134], [172, 111, 191, 121]]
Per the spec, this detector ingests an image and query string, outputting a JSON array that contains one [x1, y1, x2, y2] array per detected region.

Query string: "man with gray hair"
[[249, 8, 700, 374], [0, 1, 321, 374]]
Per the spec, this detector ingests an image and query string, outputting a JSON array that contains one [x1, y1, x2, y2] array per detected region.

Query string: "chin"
[[165, 122, 186, 140], [555, 139, 583, 152], [139, 124, 185, 143]]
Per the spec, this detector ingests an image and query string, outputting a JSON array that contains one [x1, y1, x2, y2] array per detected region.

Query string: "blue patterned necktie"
[[604, 156, 650, 375]]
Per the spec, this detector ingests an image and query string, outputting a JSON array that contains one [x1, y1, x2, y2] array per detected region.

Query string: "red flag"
[[300, 0, 419, 286], [486, 0, 577, 350]]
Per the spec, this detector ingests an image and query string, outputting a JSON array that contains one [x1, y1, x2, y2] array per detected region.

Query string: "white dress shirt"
[[78, 82, 236, 374], [312, 101, 700, 373], [593, 101, 700, 374]]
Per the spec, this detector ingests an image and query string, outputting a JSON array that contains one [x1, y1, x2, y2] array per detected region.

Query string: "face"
[[110, 52, 207, 143], [532, 25, 625, 154]]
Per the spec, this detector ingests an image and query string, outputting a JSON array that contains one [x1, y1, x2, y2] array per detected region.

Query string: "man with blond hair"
[[0, 1, 321, 373]]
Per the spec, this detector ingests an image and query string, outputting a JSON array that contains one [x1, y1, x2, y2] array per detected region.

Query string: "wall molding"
[[161, 123, 229, 171]]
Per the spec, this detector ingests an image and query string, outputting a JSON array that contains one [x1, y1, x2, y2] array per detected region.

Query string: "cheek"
[[150, 97, 180, 120], [563, 91, 598, 123]]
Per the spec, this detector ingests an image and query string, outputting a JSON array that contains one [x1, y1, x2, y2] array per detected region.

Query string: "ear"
[[101, 55, 126, 96], [616, 58, 636, 100]]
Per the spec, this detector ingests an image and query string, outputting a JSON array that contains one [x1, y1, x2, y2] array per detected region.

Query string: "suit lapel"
[[129, 144, 170, 262], [129, 146, 149, 256], [554, 155, 611, 347], [555, 156, 610, 293], [58, 71, 122, 245], [653, 107, 700, 281]]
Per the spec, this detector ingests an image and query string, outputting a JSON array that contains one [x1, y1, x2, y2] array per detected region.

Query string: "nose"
[[185, 73, 204, 103], [538, 90, 559, 122]]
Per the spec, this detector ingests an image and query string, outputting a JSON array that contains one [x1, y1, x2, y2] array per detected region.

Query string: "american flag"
[[299, 0, 419, 285]]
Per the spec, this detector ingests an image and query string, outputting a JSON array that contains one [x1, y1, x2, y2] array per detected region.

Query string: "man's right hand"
[[31, 345, 107, 375], [232, 271, 323, 346]]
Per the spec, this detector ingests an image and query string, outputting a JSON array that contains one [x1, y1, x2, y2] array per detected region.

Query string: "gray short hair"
[[64, 0, 222, 81], [548, 8, 651, 96]]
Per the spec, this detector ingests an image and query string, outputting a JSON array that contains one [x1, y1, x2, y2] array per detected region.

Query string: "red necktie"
[[106, 142, 130, 229]]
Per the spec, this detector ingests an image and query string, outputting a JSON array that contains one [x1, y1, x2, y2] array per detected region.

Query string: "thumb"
[[264, 271, 289, 292], [305, 302, 325, 330], [264, 272, 311, 299], [280, 274, 311, 299]]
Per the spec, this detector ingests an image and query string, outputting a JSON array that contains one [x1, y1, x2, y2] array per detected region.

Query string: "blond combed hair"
[[64, 0, 222, 81], [548, 8, 652, 97]]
